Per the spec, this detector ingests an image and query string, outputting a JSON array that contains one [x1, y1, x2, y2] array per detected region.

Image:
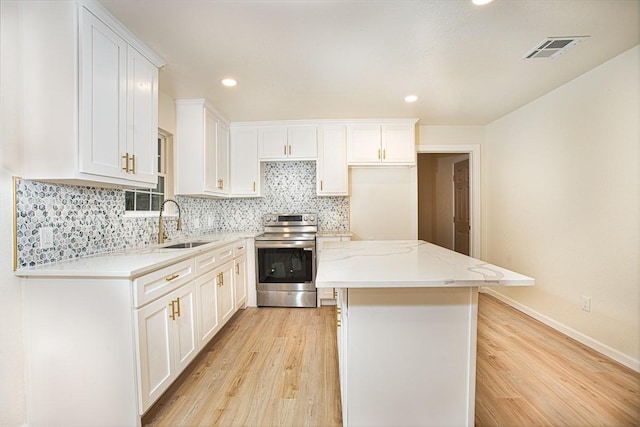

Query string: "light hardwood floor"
[[475, 294, 639, 426], [143, 294, 639, 426]]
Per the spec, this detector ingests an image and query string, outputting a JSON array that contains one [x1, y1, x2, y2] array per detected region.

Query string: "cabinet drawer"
[[233, 241, 247, 258], [195, 243, 234, 276], [134, 259, 195, 308]]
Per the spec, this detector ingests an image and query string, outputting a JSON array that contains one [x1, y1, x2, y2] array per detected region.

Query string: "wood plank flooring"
[[475, 294, 640, 426], [142, 306, 342, 427], [143, 294, 639, 427]]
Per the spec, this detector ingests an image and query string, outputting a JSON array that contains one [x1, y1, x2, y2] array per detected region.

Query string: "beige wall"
[[483, 46, 639, 367], [349, 167, 417, 240]]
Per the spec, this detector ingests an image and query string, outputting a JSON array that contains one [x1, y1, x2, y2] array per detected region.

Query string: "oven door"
[[255, 240, 316, 292]]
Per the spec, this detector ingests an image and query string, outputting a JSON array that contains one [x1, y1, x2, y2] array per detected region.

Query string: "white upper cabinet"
[[19, 1, 163, 188], [347, 120, 418, 165], [258, 124, 317, 160], [175, 99, 230, 197], [230, 126, 261, 197], [317, 125, 348, 196]]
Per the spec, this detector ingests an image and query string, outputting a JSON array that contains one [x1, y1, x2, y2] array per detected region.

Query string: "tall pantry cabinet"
[[18, 0, 165, 188]]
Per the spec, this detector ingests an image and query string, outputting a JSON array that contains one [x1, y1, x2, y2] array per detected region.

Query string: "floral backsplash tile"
[[16, 161, 349, 267]]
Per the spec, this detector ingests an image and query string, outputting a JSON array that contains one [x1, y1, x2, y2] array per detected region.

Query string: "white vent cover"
[[523, 36, 589, 60]]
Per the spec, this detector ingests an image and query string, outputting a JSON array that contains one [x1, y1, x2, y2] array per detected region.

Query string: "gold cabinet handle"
[[284, 145, 287, 155], [320, 180, 323, 191], [333, 289, 337, 299], [169, 300, 176, 320], [217, 178, 224, 190], [165, 273, 179, 281], [288, 145, 292, 155], [377, 148, 381, 159], [253, 181, 256, 192], [131, 154, 136, 174], [236, 263, 240, 275], [383, 149, 386, 160], [122, 153, 129, 172], [175, 297, 181, 317]]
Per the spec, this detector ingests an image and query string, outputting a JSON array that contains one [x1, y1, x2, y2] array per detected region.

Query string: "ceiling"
[[98, 0, 639, 125]]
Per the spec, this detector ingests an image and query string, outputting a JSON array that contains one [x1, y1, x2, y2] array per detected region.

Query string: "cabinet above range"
[[18, 0, 165, 189]]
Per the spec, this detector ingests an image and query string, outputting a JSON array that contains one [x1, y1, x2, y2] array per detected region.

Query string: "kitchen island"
[[315, 240, 534, 427]]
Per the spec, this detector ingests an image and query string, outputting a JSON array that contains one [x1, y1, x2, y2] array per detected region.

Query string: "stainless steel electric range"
[[254, 213, 317, 308]]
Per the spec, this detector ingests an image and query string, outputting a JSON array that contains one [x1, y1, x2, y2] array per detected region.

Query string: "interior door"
[[454, 159, 470, 255]]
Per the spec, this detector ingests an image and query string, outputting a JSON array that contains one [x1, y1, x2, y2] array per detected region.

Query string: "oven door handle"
[[255, 241, 316, 249]]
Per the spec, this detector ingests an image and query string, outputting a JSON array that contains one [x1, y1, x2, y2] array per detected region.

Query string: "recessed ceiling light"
[[404, 95, 418, 103], [221, 78, 237, 87], [472, 0, 494, 5]]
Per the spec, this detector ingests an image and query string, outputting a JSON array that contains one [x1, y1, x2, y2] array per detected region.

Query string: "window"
[[125, 131, 170, 212]]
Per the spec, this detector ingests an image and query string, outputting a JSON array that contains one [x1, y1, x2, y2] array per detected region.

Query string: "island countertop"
[[315, 240, 534, 288]]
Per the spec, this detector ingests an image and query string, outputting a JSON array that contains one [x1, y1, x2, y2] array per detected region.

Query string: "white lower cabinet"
[[20, 238, 250, 426], [196, 269, 220, 347], [136, 281, 197, 413], [234, 243, 248, 309], [216, 260, 236, 326]]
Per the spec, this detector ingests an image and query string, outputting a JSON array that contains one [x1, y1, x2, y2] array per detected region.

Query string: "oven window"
[[257, 247, 313, 283]]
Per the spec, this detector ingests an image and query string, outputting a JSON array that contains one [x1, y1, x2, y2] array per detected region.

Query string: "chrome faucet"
[[158, 199, 182, 244]]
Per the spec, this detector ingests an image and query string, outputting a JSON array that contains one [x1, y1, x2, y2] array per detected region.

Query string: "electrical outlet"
[[39, 227, 54, 249], [581, 295, 591, 312], [193, 218, 200, 229]]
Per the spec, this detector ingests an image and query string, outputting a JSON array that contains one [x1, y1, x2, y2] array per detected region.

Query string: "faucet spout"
[[158, 199, 182, 244]]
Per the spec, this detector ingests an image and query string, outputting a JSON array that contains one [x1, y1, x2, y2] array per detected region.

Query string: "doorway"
[[418, 153, 470, 254], [416, 144, 481, 258]]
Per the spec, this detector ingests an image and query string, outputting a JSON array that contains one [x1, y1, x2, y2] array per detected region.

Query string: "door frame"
[[416, 145, 481, 258]]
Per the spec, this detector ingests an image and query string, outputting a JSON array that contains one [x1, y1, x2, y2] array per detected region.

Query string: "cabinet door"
[[347, 124, 381, 164], [381, 124, 415, 164], [216, 120, 230, 194], [203, 109, 218, 192], [172, 282, 198, 375], [217, 261, 235, 326], [317, 125, 348, 196], [230, 127, 260, 196], [196, 269, 220, 347], [287, 125, 317, 159], [136, 293, 173, 412], [234, 255, 247, 310], [258, 126, 287, 159], [79, 8, 128, 179], [126, 46, 158, 184]]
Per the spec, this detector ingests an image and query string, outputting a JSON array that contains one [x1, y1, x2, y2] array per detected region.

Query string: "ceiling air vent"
[[523, 36, 589, 60]]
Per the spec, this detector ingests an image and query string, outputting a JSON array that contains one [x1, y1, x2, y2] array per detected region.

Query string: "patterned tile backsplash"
[[16, 161, 349, 267]]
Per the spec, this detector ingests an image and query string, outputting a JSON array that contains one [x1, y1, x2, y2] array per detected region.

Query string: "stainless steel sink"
[[162, 240, 214, 249]]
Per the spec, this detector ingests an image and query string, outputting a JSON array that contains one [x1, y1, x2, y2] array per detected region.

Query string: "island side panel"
[[345, 286, 478, 427], [23, 277, 140, 427]]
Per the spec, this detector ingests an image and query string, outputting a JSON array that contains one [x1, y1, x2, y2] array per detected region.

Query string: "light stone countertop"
[[316, 240, 534, 288], [15, 232, 257, 279]]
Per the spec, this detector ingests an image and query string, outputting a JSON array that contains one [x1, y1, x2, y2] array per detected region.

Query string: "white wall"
[[483, 46, 640, 368], [0, 2, 27, 425]]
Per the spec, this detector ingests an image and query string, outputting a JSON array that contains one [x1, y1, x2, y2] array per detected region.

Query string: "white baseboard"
[[480, 287, 640, 372]]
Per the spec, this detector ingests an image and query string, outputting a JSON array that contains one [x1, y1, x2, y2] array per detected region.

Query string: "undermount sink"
[[162, 240, 214, 249]]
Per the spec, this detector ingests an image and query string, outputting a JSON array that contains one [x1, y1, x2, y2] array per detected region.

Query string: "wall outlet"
[[193, 218, 200, 229], [581, 295, 591, 312], [39, 227, 54, 249]]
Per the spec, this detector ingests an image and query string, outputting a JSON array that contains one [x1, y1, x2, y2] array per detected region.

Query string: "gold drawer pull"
[[165, 273, 179, 281], [175, 297, 181, 317]]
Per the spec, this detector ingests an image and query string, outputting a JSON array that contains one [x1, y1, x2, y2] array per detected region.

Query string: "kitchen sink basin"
[[162, 240, 214, 249]]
